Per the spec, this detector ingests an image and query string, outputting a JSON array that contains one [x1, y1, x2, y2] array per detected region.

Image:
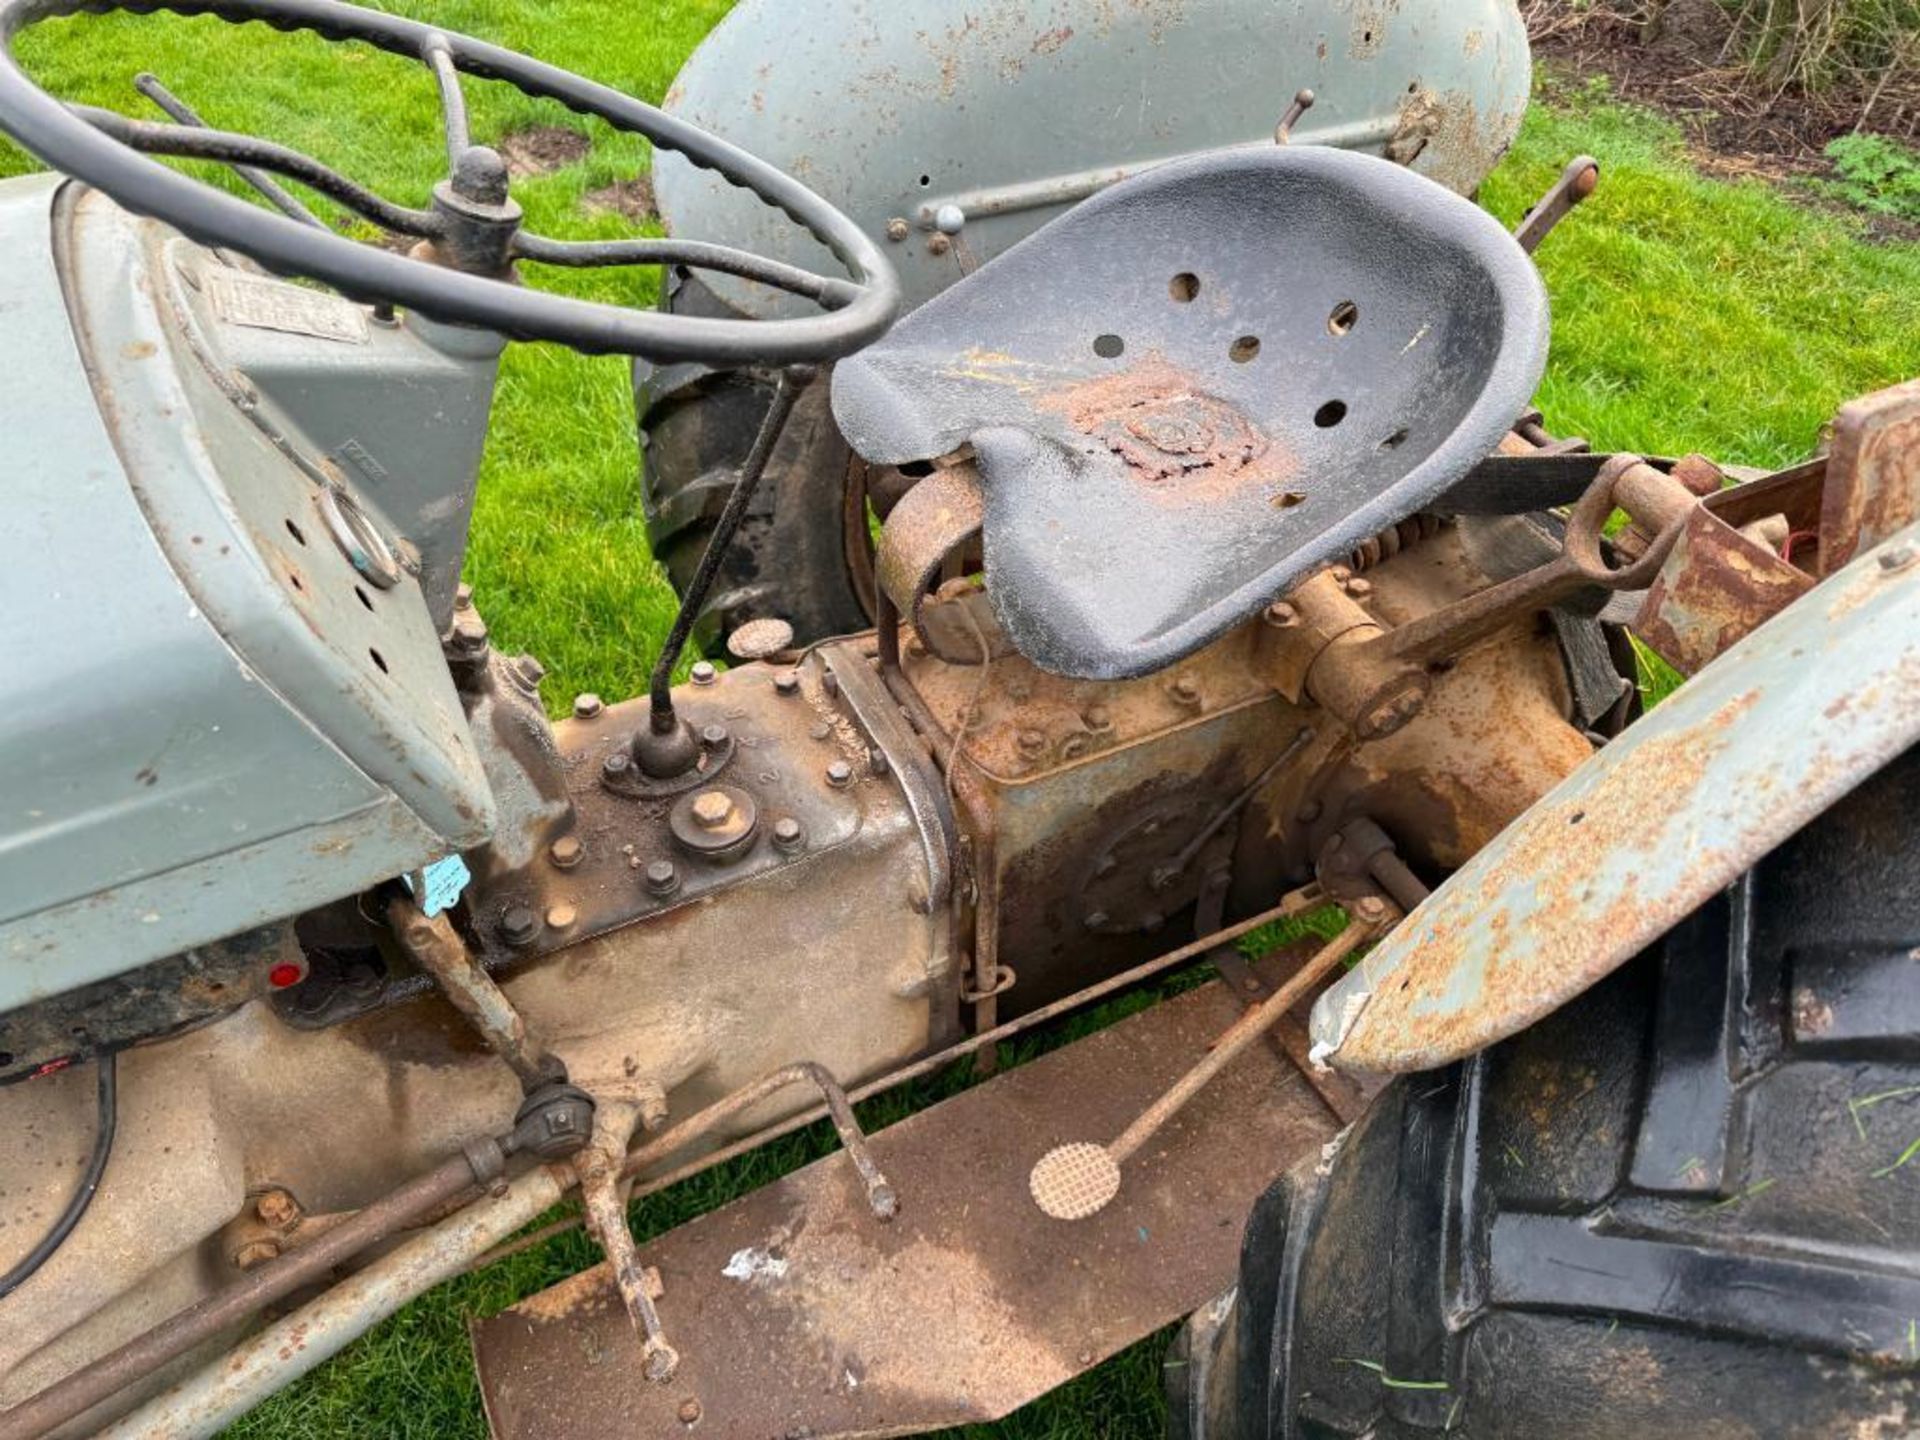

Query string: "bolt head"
[[1265, 602, 1298, 628], [700, 723, 730, 748], [645, 859, 680, 896], [773, 816, 804, 849], [572, 693, 604, 720], [549, 835, 583, 869], [827, 759, 854, 787], [690, 660, 717, 685], [1084, 704, 1113, 730], [500, 905, 541, 946], [603, 750, 631, 776], [1171, 674, 1200, 702], [254, 1188, 299, 1228], [690, 790, 736, 829], [1344, 576, 1374, 598], [885, 217, 910, 242], [773, 669, 801, 696], [1016, 728, 1046, 755], [1355, 896, 1389, 923]]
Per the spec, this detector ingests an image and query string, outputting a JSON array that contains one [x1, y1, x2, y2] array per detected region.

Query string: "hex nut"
[[690, 660, 717, 685], [827, 759, 854, 788], [700, 723, 730, 748], [549, 835, 583, 870], [254, 1188, 300, 1229], [690, 790, 736, 829], [572, 693, 604, 720], [645, 859, 680, 896], [499, 906, 542, 947]]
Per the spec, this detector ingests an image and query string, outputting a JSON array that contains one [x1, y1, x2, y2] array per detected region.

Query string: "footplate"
[[470, 979, 1340, 1438]]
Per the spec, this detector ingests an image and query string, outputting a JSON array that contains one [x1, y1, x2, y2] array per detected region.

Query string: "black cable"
[[0, 1049, 118, 1301]]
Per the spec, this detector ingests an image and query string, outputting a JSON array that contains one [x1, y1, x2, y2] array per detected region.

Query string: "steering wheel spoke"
[[512, 232, 860, 309], [72, 102, 440, 237], [419, 33, 470, 173]]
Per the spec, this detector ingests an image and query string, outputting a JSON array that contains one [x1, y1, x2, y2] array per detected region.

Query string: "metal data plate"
[[832, 147, 1548, 679], [471, 979, 1338, 1439]]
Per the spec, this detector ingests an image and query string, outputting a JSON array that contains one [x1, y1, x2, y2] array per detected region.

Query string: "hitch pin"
[[1513, 154, 1601, 255]]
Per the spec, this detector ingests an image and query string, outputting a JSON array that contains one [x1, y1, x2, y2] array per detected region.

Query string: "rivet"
[[773, 670, 800, 696], [1879, 544, 1916, 574], [549, 835, 583, 870], [885, 217, 910, 242], [645, 859, 680, 896], [1083, 704, 1113, 731], [545, 903, 577, 931], [678, 1398, 703, 1425], [1017, 728, 1047, 755], [1085, 910, 1110, 929], [690, 660, 717, 685], [1265, 602, 1298, 628], [1170, 673, 1200, 704], [810, 721, 833, 742], [572, 693, 604, 720], [827, 759, 854, 788]]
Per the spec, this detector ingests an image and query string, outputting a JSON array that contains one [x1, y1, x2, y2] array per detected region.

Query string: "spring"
[[1349, 513, 1449, 572]]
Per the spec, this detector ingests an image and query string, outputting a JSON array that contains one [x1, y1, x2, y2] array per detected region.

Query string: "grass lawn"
[[4, 5, 1920, 1438]]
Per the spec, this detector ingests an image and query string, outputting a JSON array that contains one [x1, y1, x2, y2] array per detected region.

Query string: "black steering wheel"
[[0, 0, 900, 361]]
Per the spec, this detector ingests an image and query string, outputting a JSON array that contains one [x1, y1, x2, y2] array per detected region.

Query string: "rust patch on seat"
[[1038, 359, 1299, 505]]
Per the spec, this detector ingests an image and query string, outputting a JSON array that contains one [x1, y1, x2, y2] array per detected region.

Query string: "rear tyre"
[[635, 271, 870, 653], [1175, 744, 1920, 1439]]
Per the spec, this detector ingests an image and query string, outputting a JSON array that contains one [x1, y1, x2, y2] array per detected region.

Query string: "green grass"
[[3, 10, 1919, 1435]]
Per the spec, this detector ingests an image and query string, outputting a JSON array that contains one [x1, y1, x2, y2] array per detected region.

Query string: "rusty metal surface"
[[1633, 504, 1814, 676], [832, 143, 1549, 680], [1312, 521, 1920, 1074], [1820, 377, 1920, 574], [471, 978, 1337, 1440]]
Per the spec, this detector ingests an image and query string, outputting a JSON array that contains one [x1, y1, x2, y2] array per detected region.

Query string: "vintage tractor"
[[0, 2, 1916, 1438]]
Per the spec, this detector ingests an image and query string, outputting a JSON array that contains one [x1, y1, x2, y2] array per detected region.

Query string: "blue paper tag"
[[404, 854, 472, 918]]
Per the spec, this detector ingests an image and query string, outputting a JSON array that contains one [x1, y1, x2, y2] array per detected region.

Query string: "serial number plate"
[[206, 269, 371, 345]]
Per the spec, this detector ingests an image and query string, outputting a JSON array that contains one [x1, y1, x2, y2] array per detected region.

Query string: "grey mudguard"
[[654, 0, 1533, 321], [831, 146, 1549, 679]]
